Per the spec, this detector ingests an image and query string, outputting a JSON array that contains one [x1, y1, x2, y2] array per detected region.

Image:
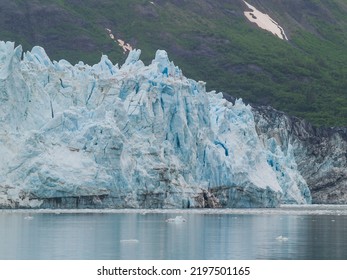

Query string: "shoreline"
[[1, 204, 347, 215]]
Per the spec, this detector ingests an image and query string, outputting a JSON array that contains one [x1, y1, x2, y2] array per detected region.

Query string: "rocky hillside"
[[253, 106, 347, 204], [0, 0, 346, 126]]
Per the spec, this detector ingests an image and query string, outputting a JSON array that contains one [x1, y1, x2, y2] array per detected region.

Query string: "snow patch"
[[243, 1, 288, 40], [106, 28, 133, 54]]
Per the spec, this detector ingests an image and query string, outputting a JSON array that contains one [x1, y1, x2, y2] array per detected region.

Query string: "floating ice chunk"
[[120, 239, 139, 243], [276, 235, 288, 241], [166, 216, 186, 223], [24, 215, 34, 220]]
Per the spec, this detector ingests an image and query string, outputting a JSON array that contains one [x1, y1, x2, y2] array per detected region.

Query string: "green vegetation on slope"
[[0, 0, 346, 126]]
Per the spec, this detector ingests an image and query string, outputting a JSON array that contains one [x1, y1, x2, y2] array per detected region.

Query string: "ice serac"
[[0, 41, 311, 209]]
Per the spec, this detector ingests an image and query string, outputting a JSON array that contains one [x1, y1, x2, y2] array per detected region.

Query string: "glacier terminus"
[[0, 41, 313, 208]]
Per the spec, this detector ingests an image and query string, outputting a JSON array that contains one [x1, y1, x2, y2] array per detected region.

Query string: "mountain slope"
[[0, 0, 346, 126]]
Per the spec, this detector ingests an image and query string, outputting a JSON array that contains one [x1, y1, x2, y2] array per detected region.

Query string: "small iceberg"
[[120, 239, 139, 243], [165, 216, 186, 223], [24, 215, 34, 220], [276, 235, 288, 242]]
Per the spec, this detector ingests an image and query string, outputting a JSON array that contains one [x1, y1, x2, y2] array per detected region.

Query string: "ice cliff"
[[0, 41, 311, 208]]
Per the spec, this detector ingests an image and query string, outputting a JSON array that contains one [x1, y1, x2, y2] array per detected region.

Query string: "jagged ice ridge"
[[0, 41, 311, 208]]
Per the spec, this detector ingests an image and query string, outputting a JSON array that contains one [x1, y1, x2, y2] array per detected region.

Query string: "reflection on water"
[[0, 208, 347, 260]]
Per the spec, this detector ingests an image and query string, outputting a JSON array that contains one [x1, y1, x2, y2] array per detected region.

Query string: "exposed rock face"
[[253, 106, 347, 204]]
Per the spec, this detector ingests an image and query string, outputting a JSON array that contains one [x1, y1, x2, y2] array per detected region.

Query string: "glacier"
[[0, 41, 311, 208]]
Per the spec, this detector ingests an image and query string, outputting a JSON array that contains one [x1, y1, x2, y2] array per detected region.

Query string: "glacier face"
[[0, 41, 311, 208]]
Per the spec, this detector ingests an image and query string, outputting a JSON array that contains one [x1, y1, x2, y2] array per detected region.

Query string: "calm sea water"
[[1, 206, 347, 260]]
